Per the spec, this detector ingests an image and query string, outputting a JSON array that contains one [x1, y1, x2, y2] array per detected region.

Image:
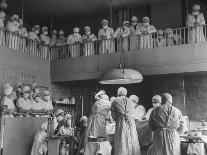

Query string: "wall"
[[150, 0, 183, 29], [0, 46, 51, 97]]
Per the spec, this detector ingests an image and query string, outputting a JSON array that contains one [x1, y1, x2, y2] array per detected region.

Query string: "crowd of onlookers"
[[0, 4, 205, 58], [1, 82, 53, 117]]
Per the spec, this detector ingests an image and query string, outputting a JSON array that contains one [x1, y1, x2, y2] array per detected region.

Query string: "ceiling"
[[7, 0, 165, 25]]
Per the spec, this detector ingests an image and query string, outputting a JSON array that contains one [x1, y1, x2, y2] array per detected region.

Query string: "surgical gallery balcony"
[[50, 25, 207, 82]]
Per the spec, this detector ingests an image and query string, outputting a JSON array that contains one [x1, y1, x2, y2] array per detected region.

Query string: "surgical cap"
[[33, 25, 40, 30], [84, 26, 90, 31], [101, 19, 108, 24], [123, 20, 130, 25], [117, 87, 127, 96], [11, 14, 19, 20], [59, 30, 64, 35], [3, 83, 11, 89], [162, 93, 172, 104], [193, 4, 200, 10], [95, 90, 105, 100], [22, 86, 30, 93], [142, 16, 150, 22], [42, 90, 50, 96], [157, 30, 163, 35], [4, 85, 13, 96], [53, 30, 57, 34], [73, 27, 80, 33], [80, 116, 88, 122], [152, 95, 161, 103], [131, 16, 138, 22], [42, 26, 48, 31], [55, 109, 64, 116], [129, 95, 139, 103]]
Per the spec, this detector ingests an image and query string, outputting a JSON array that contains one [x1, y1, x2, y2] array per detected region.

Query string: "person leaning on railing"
[[114, 21, 131, 52], [130, 16, 142, 51], [98, 19, 115, 54], [135, 16, 157, 50], [67, 27, 82, 58], [186, 4, 206, 43], [40, 26, 51, 59], [0, 11, 6, 46], [1, 83, 17, 117], [153, 30, 166, 48], [56, 30, 67, 59], [82, 26, 97, 56], [165, 28, 182, 46], [6, 14, 21, 50], [28, 25, 41, 55], [19, 19, 28, 53]]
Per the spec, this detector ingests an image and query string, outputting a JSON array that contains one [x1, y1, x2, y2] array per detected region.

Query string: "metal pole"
[[21, 0, 24, 22], [110, 0, 113, 27], [50, 15, 53, 36]]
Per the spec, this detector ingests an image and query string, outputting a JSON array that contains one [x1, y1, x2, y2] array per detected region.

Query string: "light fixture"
[[99, 68, 143, 84]]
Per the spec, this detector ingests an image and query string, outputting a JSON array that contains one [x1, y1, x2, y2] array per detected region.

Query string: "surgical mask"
[[43, 95, 50, 101], [43, 31, 48, 35], [35, 30, 39, 34], [23, 93, 30, 99], [103, 25, 108, 30], [193, 11, 199, 16], [57, 116, 64, 122], [132, 22, 137, 26], [85, 31, 90, 35], [143, 22, 149, 26], [102, 94, 109, 101]]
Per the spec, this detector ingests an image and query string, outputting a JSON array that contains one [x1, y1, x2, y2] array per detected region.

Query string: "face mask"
[[57, 116, 64, 122], [43, 31, 48, 35], [23, 93, 30, 99], [103, 25, 108, 30], [132, 22, 137, 26], [143, 22, 149, 26], [74, 32, 79, 35], [43, 95, 50, 101], [35, 30, 39, 34], [35, 97, 40, 102], [85, 31, 90, 35], [193, 11, 199, 16], [102, 94, 109, 100]]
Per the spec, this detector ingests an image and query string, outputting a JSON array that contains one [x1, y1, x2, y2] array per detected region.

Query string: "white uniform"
[[114, 26, 130, 51], [131, 105, 146, 121], [67, 34, 82, 58], [0, 11, 5, 46], [40, 34, 50, 59], [43, 100, 53, 111], [28, 31, 40, 55], [19, 27, 28, 53], [186, 13, 205, 43], [16, 97, 32, 111], [136, 24, 157, 49], [82, 33, 97, 56], [6, 21, 20, 50], [98, 27, 114, 54], [130, 24, 141, 50]]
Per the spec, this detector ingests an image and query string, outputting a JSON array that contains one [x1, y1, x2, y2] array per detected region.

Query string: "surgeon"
[[83, 90, 112, 155], [16, 85, 32, 116], [67, 27, 82, 58], [154, 30, 166, 48], [98, 19, 114, 54], [130, 94, 146, 121], [82, 26, 97, 56], [0, 11, 6, 46], [19, 19, 28, 53], [31, 92, 45, 116], [30, 121, 48, 155], [143, 95, 161, 121], [148, 93, 183, 155], [130, 16, 141, 50], [186, 4, 205, 43], [136, 16, 157, 50], [114, 20, 131, 52], [6, 14, 20, 50], [40, 26, 50, 59], [111, 87, 141, 155], [28, 25, 41, 55], [42, 90, 53, 114], [1, 84, 17, 116], [56, 30, 67, 59]]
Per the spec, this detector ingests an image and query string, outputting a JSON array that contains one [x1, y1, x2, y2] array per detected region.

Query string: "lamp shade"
[[99, 68, 143, 84]]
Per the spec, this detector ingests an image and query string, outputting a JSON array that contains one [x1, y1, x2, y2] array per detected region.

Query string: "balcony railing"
[[0, 25, 207, 60]]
